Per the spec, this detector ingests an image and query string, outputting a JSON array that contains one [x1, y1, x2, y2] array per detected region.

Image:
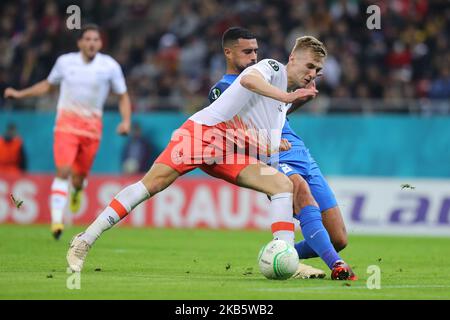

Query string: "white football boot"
[[292, 262, 326, 279], [67, 232, 91, 272]]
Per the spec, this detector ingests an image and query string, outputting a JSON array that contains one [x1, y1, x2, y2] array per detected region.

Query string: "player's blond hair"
[[291, 36, 327, 58]]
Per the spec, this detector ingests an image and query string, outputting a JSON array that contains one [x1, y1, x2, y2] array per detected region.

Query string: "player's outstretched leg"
[[236, 164, 295, 246], [50, 167, 72, 240], [290, 174, 356, 280], [66, 163, 179, 272]]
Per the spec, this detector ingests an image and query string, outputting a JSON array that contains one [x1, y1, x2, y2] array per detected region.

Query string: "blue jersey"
[[281, 117, 306, 150], [208, 74, 238, 103]]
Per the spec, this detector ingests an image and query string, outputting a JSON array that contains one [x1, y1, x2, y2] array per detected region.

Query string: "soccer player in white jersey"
[[66, 36, 355, 280], [208, 27, 327, 279], [4, 24, 131, 239]]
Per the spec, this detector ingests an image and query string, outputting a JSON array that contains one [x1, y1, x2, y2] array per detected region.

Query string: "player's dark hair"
[[222, 27, 256, 49], [78, 23, 101, 39]]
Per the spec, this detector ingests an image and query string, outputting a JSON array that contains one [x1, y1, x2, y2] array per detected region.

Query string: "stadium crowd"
[[0, 0, 449, 113]]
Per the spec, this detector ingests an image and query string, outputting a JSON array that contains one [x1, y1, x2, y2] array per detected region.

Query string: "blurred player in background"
[[209, 28, 352, 279], [67, 35, 355, 280], [4, 24, 131, 240]]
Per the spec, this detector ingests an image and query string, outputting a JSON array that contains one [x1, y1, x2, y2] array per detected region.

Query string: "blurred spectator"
[[121, 123, 152, 174], [424, 64, 450, 115], [0, 123, 27, 175]]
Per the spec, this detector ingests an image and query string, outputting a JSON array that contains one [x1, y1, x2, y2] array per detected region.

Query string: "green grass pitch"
[[1, 224, 449, 300]]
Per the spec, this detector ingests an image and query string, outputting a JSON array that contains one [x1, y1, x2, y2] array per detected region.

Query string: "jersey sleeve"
[[47, 56, 64, 85], [243, 59, 281, 83], [208, 82, 231, 103], [110, 60, 127, 94]]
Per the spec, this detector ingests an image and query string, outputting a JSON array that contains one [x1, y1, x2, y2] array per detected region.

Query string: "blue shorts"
[[277, 148, 337, 213]]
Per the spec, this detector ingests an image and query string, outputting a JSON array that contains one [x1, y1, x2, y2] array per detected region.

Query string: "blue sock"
[[294, 205, 341, 269], [294, 240, 318, 259]]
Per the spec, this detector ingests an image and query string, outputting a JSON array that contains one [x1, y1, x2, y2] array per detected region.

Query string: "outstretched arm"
[[116, 92, 132, 135], [240, 69, 317, 104], [4, 80, 54, 99]]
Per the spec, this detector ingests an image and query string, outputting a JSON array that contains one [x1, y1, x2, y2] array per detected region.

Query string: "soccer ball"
[[257, 239, 299, 280]]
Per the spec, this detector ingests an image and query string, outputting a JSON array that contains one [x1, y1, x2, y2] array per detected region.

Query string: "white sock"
[[50, 178, 69, 224], [81, 181, 150, 245], [270, 192, 295, 246]]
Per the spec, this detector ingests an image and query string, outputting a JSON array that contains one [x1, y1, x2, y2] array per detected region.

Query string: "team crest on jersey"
[[268, 60, 279, 71], [212, 88, 221, 100]]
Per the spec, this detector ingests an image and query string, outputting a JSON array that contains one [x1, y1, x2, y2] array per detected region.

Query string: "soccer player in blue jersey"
[[209, 27, 356, 280]]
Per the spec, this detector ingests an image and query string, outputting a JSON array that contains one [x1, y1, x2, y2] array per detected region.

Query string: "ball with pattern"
[[257, 239, 299, 280]]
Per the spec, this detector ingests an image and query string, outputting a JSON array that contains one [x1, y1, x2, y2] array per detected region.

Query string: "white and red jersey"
[[190, 59, 289, 154], [47, 52, 127, 139]]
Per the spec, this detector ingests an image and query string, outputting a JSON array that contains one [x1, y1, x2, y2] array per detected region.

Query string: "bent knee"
[[270, 173, 293, 196]]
